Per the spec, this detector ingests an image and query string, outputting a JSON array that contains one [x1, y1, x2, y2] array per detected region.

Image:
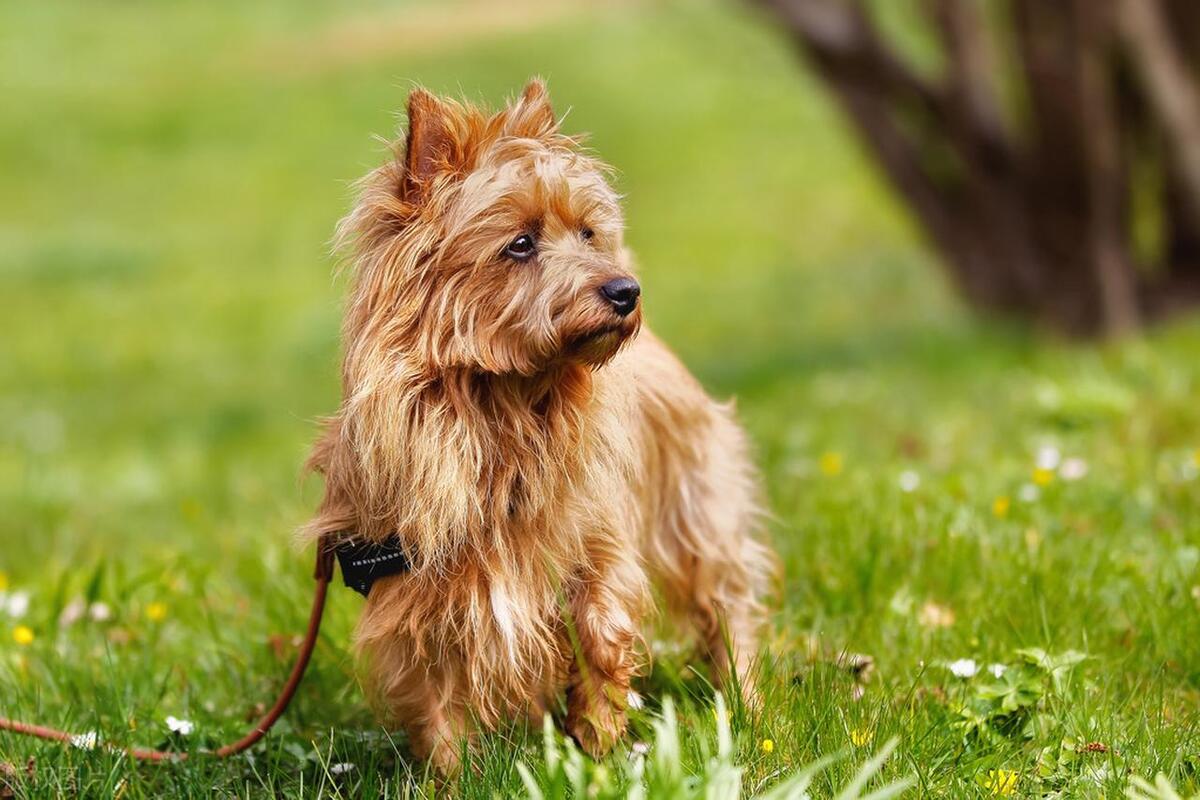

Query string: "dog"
[[303, 80, 774, 773]]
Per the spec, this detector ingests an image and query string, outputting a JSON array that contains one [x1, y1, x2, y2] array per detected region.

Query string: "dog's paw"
[[426, 739, 463, 776], [565, 688, 628, 759]]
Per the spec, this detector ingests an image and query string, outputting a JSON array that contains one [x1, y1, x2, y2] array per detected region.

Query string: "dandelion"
[[88, 602, 112, 622], [329, 763, 355, 776], [898, 470, 920, 492], [1032, 467, 1055, 486], [4, 591, 30, 619], [984, 769, 1018, 796], [166, 716, 194, 736], [992, 496, 1011, 518], [146, 602, 168, 623], [850, 728, 873, 747], [818, 452, 844, 477], [1018, 483, 1040, 503], [1036, 446, 1061, 471], [761, 738, 775, 754], [988, 663, 1007, 678], [0, 572, 8, 592], [948, 658, 979, 678], [1060, 457, 1088, 481], [71, 731, 98, 750], [12, 625, 34, 646]]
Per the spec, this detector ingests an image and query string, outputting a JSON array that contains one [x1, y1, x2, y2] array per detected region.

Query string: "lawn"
[[2, 0, 1200, 797]]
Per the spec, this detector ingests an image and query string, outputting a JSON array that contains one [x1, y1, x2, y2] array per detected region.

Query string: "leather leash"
[[0, 537, 337, 762]]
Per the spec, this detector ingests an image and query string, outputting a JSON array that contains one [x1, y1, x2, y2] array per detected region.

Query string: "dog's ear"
[[506, 78, 557, 138], [402, 88, 456, 201]]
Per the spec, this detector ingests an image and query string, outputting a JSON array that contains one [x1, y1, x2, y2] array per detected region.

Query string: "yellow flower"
[[0, 571, 9, 592], [992, 496, 1011, 518], [146, 602, 168, 622], [1032, 467, 1054, 486], [1193, 448, 1200, 467], [850, 728, 873, 747], [760, 738, 774, 754], [819, 452, 844, 476], [12, 625, 34, 646], [984, 769, 1018, 796], [1024, 528, 1042, 552]]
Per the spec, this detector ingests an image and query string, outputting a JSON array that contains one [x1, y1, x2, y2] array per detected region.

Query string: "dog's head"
[[340, 80, 640, 377]]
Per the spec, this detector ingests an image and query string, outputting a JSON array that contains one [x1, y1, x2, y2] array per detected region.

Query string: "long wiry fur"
[[302, 80, 775, 772]]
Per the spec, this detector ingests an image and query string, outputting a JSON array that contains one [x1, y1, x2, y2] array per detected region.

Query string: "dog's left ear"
[[402, 88, 458, 202], [506, 78, 557, 138]]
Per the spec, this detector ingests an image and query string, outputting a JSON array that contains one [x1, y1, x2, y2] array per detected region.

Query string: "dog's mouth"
[[565, 320, 638, 364]]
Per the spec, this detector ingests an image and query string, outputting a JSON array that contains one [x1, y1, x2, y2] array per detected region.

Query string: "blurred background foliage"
[[1, 0, 934, 566]]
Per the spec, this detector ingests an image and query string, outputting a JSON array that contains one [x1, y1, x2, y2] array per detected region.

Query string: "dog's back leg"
[[645, 404, 774, 703]]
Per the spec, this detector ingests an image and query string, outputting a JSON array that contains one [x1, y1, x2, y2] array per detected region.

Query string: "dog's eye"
[[505, 234, 536, 261], [580, 227, 594, 242]]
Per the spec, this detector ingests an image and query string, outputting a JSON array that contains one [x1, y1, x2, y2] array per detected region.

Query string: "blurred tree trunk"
[[755, 0, 1200, 336]]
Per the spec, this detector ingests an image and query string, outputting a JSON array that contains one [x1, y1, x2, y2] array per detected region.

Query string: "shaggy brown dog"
[[304, 80, 774, 772]]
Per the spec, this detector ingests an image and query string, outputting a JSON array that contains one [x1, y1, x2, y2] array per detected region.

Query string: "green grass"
[[2, 0, 1200, 796]]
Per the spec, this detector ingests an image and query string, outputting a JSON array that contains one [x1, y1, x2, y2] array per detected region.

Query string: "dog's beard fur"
[[303, 80, 774, 772]]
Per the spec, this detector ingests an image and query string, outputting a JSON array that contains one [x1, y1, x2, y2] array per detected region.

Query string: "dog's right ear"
[[401, 88, 456, 202]]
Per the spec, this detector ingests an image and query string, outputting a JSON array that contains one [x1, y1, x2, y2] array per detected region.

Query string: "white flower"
[[5, 590, 30, 619], [1085, 763, 1110, 786], [1018, 483, 1040, 503], [71, 731, 98, 750], [627, 690, 644, 711], [947, 658, 978, 678], [166, 716, 194, 736], [631, 741, 650, 756], [988, 663, 1007, 678], [1060, 457, 1088, 481], [1036, 445, 1061, 471], [330, 763, 355, 775], [59, 597, 86, 627], [1183, 459, 1199, 481], [888, 588, 914, 616], [898, 470, 920, 493], [88, 602, 112, 622]]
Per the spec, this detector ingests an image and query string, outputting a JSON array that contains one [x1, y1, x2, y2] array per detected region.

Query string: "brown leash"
[[0, 539, 336, 762]]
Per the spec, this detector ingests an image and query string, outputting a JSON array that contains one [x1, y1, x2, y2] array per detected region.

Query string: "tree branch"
[[925, 0, 1011, 161], [1118, 0, 1200, 232], [760, 0, 947, 118], [1076, 0, 1140, 333]]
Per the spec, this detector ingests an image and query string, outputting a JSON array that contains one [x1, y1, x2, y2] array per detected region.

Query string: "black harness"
[[333, 536, 411, 596]]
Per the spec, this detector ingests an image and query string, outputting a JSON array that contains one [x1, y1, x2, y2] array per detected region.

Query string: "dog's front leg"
[[564, 555, 645, 758]]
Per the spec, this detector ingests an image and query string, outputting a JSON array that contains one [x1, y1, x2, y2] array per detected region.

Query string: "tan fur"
[[303, 80, 775, 772]]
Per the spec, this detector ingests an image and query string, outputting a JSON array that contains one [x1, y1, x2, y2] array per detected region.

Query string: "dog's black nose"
[[600, 277, 641, 317]]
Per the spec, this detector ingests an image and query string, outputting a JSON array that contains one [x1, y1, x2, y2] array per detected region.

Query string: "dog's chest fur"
[[344, 361, 642, 716]]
